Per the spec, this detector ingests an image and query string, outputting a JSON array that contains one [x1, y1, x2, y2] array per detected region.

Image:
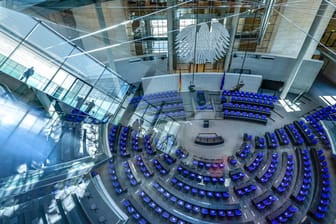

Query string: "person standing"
[[20, 67, 34, 82], [85, 100, 95, 113]]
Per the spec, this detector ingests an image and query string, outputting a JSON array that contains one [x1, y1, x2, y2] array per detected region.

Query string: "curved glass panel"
[[1, 42, 59, 89], [0, 32, 19, 65], [0, 7, 38, 40], [63, 79, 91, 107], [63, 49, 104, 82], [25, 24, 74, 65], [45, 69, 76, 100]]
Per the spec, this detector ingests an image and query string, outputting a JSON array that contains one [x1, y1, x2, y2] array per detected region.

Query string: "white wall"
[[115, 54, 168, 84], [269, 0, 321, 58], [116, 52, 322, 94], [230, 53, 323, 93], [142, 73, 262, 94]]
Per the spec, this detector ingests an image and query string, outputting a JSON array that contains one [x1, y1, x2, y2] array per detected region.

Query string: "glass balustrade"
[[0, 7, 131, 121]]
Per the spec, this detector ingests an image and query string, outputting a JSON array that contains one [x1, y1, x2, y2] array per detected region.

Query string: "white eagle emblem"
[[176, 19, 230, 64]]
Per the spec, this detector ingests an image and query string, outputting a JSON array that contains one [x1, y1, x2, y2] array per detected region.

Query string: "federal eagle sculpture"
[[176, 19, 230, 64]]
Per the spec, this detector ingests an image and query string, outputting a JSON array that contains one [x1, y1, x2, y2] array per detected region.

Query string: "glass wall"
[[0, 7, 130, 121]]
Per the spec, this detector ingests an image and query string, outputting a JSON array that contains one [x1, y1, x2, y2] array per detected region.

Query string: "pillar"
[[224, 1, 241, 72], [167, 0, 177, 73], [280, 1, 331, 99]]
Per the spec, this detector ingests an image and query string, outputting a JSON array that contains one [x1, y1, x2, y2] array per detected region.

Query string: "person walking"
[[20, 67, 34, 82]]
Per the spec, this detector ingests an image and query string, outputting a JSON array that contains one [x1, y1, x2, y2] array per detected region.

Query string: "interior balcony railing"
[[0, 6, 133, 122]]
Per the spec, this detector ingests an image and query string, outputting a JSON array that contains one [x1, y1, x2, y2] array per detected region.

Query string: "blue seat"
[[199, 190, 206, 197], [207, 191, 214, 198], [155, 206, 163, 214], [222, 192, 229, 198], [218, 210, 226, 217], [184, 203, 192, 211], [201, 208, 209, 215], [169, 216, 177, 223], [209, 210, 217, 217], [162, 211, 170, 219], [177, 200, 184, 207], [192, 206, 200, 213]]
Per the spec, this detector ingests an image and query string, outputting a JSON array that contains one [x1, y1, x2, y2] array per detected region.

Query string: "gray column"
[[280, 1, 329, 99], [258, 0, 276, 44], [94, 0, 116, 70], [224, 2, 241, 72], [167, 0, 176, 73]]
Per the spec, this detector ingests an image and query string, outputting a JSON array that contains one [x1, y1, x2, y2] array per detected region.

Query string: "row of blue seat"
[[177, 165, 225, 184], [223, 102, 271, 115], [252, 192, 278, 210], [231, 96, 274, 108], [138, 190, 189, 224], [306, 117, 331, 147], [291, 148, 312, 203], [275, 128, 290, 145], [192, 159, 225, 170], [224, 110, 267, 124], [294, 120, 318, 146], [196, 104, 213, 111], [222, 90, 278, 102], [131, 131, 142, 152], [306, 104, 336, 121], [144, 135, 156, 155], [163, 153, 176, 165], [119, 126, 130, 157], [267, 201, 298, 223], [152, 158, 170, 175], [153, 182, 241, 219], [234, 181, 257, 197], [108, 159, 127, 194], [254, 136, 266, 149], [273, 153, 294, 193], [285, 124, 304, 145], [122, 199, 148, 224], [175, 148, 188, 159], [135, 155, 154, 178], [171, 177, 229, 200], [256, 153, 279, 183], [123, 161, 140, 186], [229, 169, 245, 181], [305, 105, 335, 148], [309, 149, 330, 220], [236, 143, 252, 159], [245, 152, 264, 172], [265, 132, 278, 149], [108, 125, 119, 153]]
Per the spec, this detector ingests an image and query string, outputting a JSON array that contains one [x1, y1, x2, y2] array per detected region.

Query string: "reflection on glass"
[[64, 80, 91, 107], [0, 8, 131, 121], [25, 24, 74, 64], [0, 7, 38, 40], [0, 32, 19, 65], [45, 69, 76, 100], [1, 43, 59, 89], [65, 48, 104, 82]]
